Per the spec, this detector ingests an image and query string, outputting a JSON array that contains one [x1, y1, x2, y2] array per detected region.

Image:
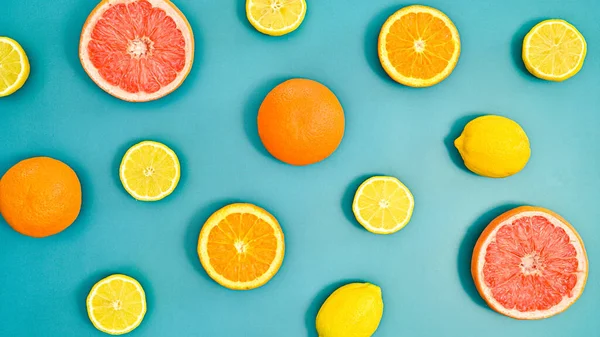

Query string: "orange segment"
[[378, 5, 460, 87], [198, 203, 285, 290]]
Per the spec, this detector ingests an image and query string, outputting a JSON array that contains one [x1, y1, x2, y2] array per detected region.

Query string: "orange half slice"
[[378, 5, 461, 87], [197, 203, 285, 290]]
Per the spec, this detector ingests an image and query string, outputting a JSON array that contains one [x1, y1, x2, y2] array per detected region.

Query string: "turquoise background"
[[1, 0, 599, 336]]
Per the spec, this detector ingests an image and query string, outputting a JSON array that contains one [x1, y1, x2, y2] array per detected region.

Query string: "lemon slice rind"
[[0, 37, 30, 97], [86, 274, 147, 336], [522, 20, 587, 82], [352, 176, 415, 235], [119, 141, 181, 202], [246, 0, 307, 36]]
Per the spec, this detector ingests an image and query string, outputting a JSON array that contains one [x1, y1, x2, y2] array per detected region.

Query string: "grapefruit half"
[[79, 0, 194, 102], [472, 206, 588, 319]]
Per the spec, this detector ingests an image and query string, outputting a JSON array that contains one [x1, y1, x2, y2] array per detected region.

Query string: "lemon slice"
[[246, 0, 307, 36], [87, 274, 147, 335], [0, 37, 30, 97], [119, 141, 180, 201], [523, 20, 587, 81], [352, 176, 415, 234]]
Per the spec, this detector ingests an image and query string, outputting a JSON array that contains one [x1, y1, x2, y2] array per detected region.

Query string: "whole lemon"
[[316, 283, 383, 337], [454, 115, 531, 178]]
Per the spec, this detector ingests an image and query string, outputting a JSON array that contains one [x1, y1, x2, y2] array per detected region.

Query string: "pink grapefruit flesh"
[[79, 0, 194, 102], [472, 206, 587, 319]]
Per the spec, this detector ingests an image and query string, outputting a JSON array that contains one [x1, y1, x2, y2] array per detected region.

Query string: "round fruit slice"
[[79, 0, 194, 102], [378, 5, 461, 87], [352, 176, 414, 234], [87, 274, 147, 335], [246, 0, 307, 36], [523, 20, 586, 82], [198, 203, 285, 290], [0, 37, 30, 97], [472, 206, 588, 320], [119, 141, 180, 201]]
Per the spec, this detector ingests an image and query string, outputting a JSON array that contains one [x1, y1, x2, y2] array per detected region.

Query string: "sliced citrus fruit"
[[523, 19, 586, 82], [378, 5, 461, 87], [197, 203, 285, 290], [79, 0, 194, 102], [472, 206, 588, 320], [87, 274, 147, 335], [119, 141, 180, 201], [246, 0, 307, 36], [0, 37, 30, 97], [352, 176, 415, 234]]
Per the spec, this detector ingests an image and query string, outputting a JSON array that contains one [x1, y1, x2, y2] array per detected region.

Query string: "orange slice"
[[197, 203, 285, 290], [378, 5, 461, 87], [472, 206, 588, 319]]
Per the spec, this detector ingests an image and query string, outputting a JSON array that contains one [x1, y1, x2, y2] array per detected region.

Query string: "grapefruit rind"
[[472, 206, 588, 320], [197, 203, 285, 290], [378, 5, 461, 87], [79, 0, 194, 102]]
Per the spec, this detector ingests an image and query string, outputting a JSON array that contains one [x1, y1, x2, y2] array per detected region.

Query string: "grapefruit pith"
[[79, 0, 194, 102], [472, 206, 588, 320]]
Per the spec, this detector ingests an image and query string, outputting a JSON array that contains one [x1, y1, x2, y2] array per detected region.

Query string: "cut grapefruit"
[[472, 206, 588, 319], [79, 0, 194, 102]]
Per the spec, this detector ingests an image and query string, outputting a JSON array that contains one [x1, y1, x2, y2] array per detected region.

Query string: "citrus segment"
[[246, 0, 307, 36], [523, 20, 586, 81], [378, 5, 460, 87], [352, 176, 414, 234], [472, 206, 588, 319], [198, 203, 285, 290], [87, 274, 147, 335], [257, 78, 345, 166], [80, 0, 194, 102], [119, 141, 180, 201], [0, 37, 30, 97], [0, 157, 82, 238]]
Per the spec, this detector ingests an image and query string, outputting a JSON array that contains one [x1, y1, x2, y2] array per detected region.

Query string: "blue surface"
[[1, 0, 599, 336]]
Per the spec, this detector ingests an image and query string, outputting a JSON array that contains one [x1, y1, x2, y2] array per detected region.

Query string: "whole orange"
[[0, 157, 82, 238], [257, 78, 345, 166]]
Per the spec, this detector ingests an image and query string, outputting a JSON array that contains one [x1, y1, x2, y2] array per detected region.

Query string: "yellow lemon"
[[246, 0, 307, 36], [87, 274, 147, 335], [454, 115, 531, 178], [523, 20, 586, 82], [0, 37, 30, 97], [352, 176, 414, 234], [316, 283, 383, 337], [119, 141, 181, 201]]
